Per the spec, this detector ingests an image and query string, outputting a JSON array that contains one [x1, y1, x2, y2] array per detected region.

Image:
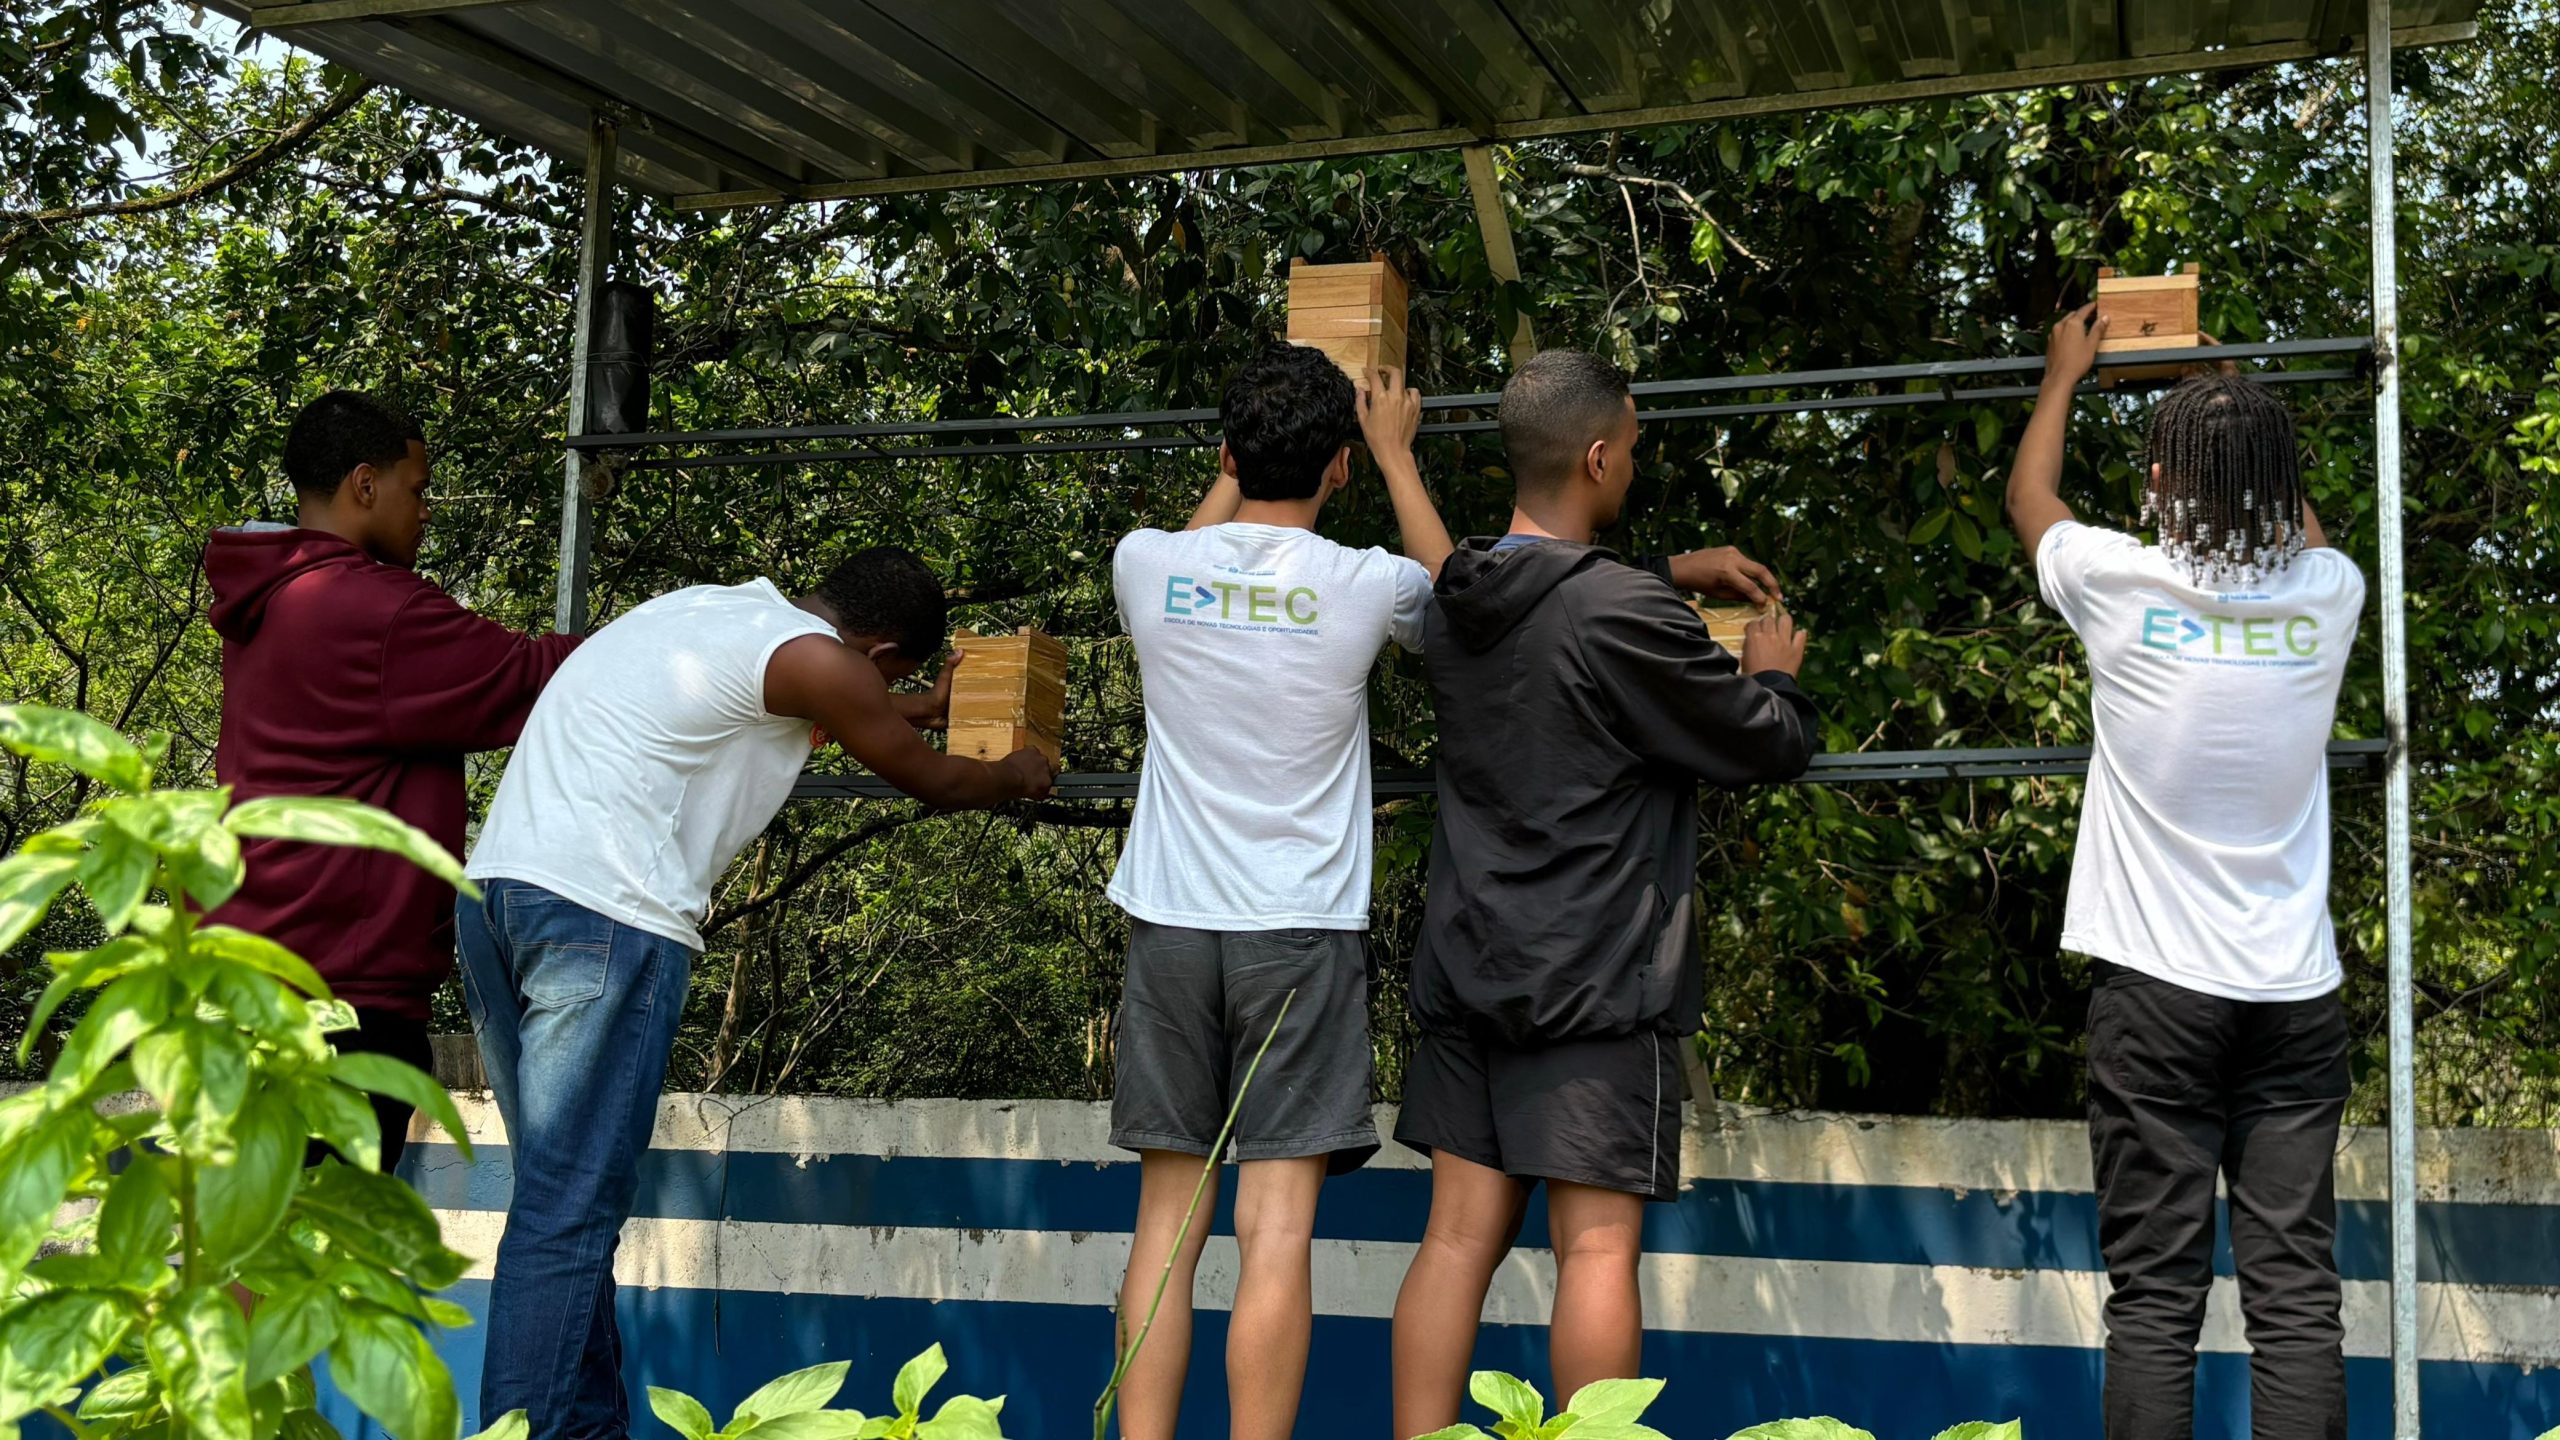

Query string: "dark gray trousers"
[[2086, 960, 2352, 1440]]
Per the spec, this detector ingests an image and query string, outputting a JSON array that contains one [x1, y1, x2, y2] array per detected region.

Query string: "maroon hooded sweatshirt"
[[205, 526, 579, 1019]]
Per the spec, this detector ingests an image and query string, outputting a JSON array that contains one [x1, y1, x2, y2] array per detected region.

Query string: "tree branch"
[[1, 79, 377, 231]]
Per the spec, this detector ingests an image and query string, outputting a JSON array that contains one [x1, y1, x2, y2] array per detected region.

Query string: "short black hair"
[[814, 546, 948, 660], [1498, 350, 1632, 494], [1219, 344, 1356, 501], [284, 390, 423, 497], [2142, 372, 2308, 585]]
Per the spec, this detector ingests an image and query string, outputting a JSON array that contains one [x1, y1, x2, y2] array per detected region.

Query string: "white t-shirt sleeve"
[[1382, 553, 1433, 653], [1114, 529, 1168, 635], [2036, 519, 2140, 633]]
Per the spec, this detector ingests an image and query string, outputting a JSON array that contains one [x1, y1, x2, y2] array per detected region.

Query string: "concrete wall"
[[307, 1095, 2560, 1439]]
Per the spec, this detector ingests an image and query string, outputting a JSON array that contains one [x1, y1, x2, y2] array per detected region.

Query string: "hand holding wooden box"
[[1691, 600, 1769, 655], [946, 626, 1066, 767], [1287, 254, 1408, 381]]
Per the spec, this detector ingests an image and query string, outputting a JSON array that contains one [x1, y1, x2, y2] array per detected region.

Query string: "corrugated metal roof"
[[218, 0, 2479, 209]]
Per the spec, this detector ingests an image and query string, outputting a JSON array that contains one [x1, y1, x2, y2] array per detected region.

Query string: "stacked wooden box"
[[1287, 255, 1407, 380], [2094, 266, 2200, 380], [946, 626, 1067, 766]]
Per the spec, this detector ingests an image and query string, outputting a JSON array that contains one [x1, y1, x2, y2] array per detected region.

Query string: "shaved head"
[[1499, 350, 1633, 495]]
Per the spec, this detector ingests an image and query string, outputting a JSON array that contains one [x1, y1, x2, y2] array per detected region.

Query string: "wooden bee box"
[[946, 626, 1066, 766], [1287, 254, 1407, 380], [2095, 267, 2200, 380], [1691, 600, 1767, 654]]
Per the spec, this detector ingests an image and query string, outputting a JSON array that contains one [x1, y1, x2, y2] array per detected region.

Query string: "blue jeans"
[[455, 879, 693, 1440]]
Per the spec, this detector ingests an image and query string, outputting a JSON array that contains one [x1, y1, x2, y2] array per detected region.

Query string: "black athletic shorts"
[[1109, 918, 1379, 1174], [1394, 1030, 1684, 1202]]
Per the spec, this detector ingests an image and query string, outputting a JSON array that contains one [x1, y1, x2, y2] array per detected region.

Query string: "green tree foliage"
[[3, 2, 2555, 1121]]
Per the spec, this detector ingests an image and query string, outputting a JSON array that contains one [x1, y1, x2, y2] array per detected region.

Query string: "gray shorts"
[[1109, 918, 1378, 1174]]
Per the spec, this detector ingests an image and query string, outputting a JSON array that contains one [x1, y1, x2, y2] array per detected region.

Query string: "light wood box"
[[1287, 254, 1408, 380], [1691, 600, 1768, 654], [946, 625, 1066, 766], [2095, 267, 2200, 380]]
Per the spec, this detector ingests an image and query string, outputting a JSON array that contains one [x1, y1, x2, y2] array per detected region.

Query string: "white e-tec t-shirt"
[[2038, 521, 2366, 1000], [1107, 523, 1431, 930], [466, 579, 836, 951]]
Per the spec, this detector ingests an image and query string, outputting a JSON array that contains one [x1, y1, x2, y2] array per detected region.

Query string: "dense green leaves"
[[148, 1284, 252, 1440], [0, 704, 154, 793], [0, 1289, 132, 1419], [329, 1304, 461, 1440]]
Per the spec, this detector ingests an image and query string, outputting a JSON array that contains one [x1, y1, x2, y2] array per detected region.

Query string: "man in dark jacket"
[[206, 390, 578, 1169], [1389, 351, 1820, 1436]]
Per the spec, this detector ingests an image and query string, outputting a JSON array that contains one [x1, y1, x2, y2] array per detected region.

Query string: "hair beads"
[[2142, 372, 2309, 587]]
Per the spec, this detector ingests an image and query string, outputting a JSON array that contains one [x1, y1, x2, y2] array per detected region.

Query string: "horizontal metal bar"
[[790, 739, 2388, 801], [608, 366, 2363, 472], [584, 339, 2372, 471]]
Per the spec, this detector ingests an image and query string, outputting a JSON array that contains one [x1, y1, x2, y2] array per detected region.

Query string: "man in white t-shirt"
[[455, 547, 1053, 1438], [1102, 344, 1454, 1440], [2008, 306, 2365, 1440]]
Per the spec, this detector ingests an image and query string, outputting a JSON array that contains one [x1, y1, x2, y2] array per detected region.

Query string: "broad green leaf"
[[196, 1092, 304, 1270], [208, 962, 322, 1053], [148, 1284, 252, 1440], [647, 1386, 716, 1440], [284, 1409, 345, 1440], [465, 1413, 532, 1440], [1929, 1424, 2023, 1440], [246, 1281, 341, 1390], [0, 1289, 134, 1420], [328, 1305, 460, 1440], [915, 1393, 1005, 1440], [292, 1076, 383, 1173], [0, 704, 153, 793], [329, 1052, 470, 1159], [22, 936, 157, 1060], [741, 1360, 852, 1422], [132, 1017, 252, 1156], [890, 1344, 945, 1416], [1413, 1429, 1494, 1440], [75, 1362, 159, 1418], [0, 1106, 91, 1275], [1724, 1422, 1876, 1440], [1951, 511, 1985, 563], [75, 826, 156, 934], [753, 1413, 872, 1439], [421, 1297, 473, 1329], [0, 851, 81, 956], [95, 1151, 176, 1278], [194, 926, 335, 1002], [224, 797, 471, 895], [1560, 1378, 1661, 1429], [1470, 1371, 1545, 1432], [51, 969, 177, 1092], [292, 1163, 444, 1275], [100, 791, 230, 856], [1907, 507, 1953, 546]]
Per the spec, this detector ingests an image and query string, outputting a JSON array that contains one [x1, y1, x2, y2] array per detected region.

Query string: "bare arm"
[[1356, 366, 1455, 581], [886, 646, 963, 730], [2007, 302, 2108, 566], [1184, 458, 1244, 531], [764, 636, 1051, 809], [2300, 499, 2330, 550]]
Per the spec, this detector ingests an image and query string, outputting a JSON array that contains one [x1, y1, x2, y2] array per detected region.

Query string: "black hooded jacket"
[[1411, 537, 1821, 1047]]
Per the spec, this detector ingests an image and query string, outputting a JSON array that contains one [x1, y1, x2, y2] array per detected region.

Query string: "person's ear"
[[1583, 438, 1609, 488], [862, 641, 901, 665], [347, 464, 377, 510], [1327, 446, 1352, 493], [1219, 443, 1239, 479]]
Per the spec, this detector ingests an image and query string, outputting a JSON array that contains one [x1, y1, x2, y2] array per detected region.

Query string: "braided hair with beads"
[[2140, 371, 2309, 587]]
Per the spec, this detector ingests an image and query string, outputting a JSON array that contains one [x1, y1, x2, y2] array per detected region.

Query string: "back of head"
[[1220, 344, 1356, 501], [814, 545, 948, 661], [2142, 372, 2308, 587], [1498, 350, 1631, 495], [284, 390, 422, 497]]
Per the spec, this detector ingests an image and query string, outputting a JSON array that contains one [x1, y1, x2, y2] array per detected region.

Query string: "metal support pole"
[[556, 112, 617, 636], [1461, 144, 1538, 364], [2365, 3, 2420, 1434]]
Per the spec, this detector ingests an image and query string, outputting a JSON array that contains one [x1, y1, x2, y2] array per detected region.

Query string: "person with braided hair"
[[2007, 304, 2366, 1440]]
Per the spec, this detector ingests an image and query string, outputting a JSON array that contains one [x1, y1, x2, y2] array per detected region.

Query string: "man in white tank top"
[[2008, 307, 2364, 1440], [457, 546, 1053, 1438]]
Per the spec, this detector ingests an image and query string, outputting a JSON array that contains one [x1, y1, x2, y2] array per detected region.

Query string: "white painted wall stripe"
[[419, 1094, 2560, 1206], [431, 1210, 2560, 1367]]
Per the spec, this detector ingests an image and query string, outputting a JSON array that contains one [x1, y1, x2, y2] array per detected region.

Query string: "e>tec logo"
[[2140, 607, 2318, 658], [1165, 575, 1318, 625]]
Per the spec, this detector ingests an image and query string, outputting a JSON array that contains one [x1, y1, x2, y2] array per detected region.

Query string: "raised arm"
[[1356, 366, 1454, 580], [1184, 455, 1244, 531], [763, 635, 1052, 810], [2007, 303, 2108, 565]]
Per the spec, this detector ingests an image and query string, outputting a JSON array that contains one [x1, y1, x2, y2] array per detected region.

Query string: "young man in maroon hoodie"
[[206, 389, 579, 1169]]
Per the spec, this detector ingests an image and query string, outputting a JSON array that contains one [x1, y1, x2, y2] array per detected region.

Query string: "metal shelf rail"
[[571, 337, 2374, 470], [790, 738, 2390, 802]]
